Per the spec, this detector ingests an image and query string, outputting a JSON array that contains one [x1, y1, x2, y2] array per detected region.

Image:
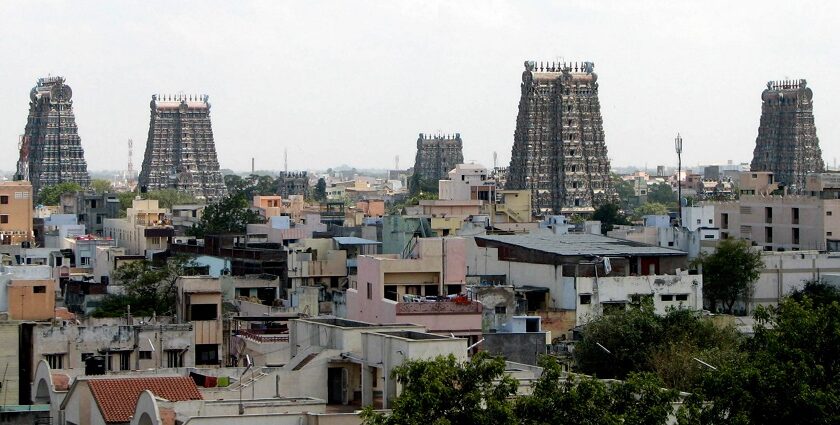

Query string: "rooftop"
[[475, 233, 687, 257], [333, 236, 381, 246], [86, 376, 202, 423]]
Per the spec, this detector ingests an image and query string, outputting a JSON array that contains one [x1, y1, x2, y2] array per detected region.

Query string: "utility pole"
[[675, 133, 683, 228]]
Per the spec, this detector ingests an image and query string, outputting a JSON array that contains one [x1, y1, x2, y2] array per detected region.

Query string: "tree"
[[90, 179, 113, 194], [789, 279, 840, 306], [691, 296, 840, 424], [313, 177, 327, 202], [647, 182, 677, 205], [633, 202, 670, 220], [612, 173, 636, 209], [696, 239, 763, 314], [361, 353, 518, 425], [38, 182, 83, 205], [408, 173, 438, 196], [187, 190, 263, 238], [516, 357, 680, 425], [145, 189, 198, 209], [592, 203, 630, 234], [93, 256, 197, 317]]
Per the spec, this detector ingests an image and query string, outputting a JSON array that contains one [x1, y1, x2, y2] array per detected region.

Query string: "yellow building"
[[0, 181, 33, 245]]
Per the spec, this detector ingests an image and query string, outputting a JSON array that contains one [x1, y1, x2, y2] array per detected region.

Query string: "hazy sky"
[[1, 1, 838, 173]]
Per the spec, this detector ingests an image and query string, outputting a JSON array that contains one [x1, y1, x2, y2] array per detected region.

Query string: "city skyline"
[[1, 1, 838, 172]]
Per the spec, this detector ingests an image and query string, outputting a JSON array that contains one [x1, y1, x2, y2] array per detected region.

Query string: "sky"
[[1, 0, 838, 173]]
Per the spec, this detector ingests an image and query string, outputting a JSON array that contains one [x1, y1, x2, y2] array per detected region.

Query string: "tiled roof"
[[87, 376, 203, 423]]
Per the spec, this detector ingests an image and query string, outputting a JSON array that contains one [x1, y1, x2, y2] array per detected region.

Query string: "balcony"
[[234, 328, 289, 343]]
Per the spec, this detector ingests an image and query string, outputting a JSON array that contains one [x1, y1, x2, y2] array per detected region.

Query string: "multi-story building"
[[710, 172, 840, 251], [506, 61, 615, 214], [438, 163, 496, 202], [138, 94, 227, 200], [346, 237, 483, 341], [103, 199, 174, 257], [16, 76, 90, 194], [751, 80, 824, 192], [0, 181, 33, 245], [176, 276, 223, 367], [75, 192, 121, 236]]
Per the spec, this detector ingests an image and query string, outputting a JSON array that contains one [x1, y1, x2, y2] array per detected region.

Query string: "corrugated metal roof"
[[476, 233, 686, 257], [333, 237, 381, 245]]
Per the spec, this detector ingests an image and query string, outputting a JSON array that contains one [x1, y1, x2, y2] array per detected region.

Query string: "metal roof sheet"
[[333, 237, 381, 245], [476, 233, 686, 257]]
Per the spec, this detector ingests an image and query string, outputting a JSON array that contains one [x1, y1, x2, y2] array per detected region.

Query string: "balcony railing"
[[234, 329, 289, 343]]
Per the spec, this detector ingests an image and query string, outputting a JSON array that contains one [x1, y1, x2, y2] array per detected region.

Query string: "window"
[[0, 195, 7, 204], [494, 305, 507, 314], [166, 350, 183, 368], [828, 211, 833, 216], [721, 213, 729, 229], [793, 228, 800, 245], [190, 304, 218, 320], [33, 286, 46, 293], [660, 294, 674, 301], [45, 353, 64, 369], [195, 344, 219, 365], [367, 282, 372, 300], [675, 294, 689, 301], [0, 215, 7, 224], [765, 207, 773, 223], [765, 227, 773, 243], [579, 294, 592, 305], [139, 351, 153, 360], [721, 232, 729, 239], [792, 208, 800, 224]]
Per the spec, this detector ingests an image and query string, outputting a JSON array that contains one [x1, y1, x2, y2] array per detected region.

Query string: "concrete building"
[[709, 173, 840, 251], [176, 276, 224, 367], [75, 192, 121, 236], [469, 232, 702, 330], [170, 204, 205, 235], [0, 181, 33, 245], [103, 199, 174, 257], [438, 163, 496, 202], [346, 238, 483, 340]]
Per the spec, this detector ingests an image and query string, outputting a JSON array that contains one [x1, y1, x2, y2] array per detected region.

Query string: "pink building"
[[346, 238, 482, 342]]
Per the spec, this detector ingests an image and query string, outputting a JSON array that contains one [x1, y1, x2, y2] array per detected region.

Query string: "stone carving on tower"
[[139, 94, 227, 201], [506, 61, 615, 214], [17, 76, 91, 195], [750, 79, 824, 192], [411, 133, 464, 189]]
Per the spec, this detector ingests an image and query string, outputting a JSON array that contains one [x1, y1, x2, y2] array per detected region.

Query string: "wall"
[[751, 251, 840, 308], [0, 322, 21, 405], [483, 332, 547, 365], [0, 182, 33, 245], [8, 279, 55, 320]]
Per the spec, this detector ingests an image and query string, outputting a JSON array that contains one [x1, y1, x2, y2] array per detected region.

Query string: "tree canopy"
[[93, 256, 198, 317], [38, 182, 83, 205], [592, 203, 630, 234], [647, 182, 677, 205], [313, 177, 327, 202], [186, 190, 263, 238], [90, 179, 113, 194], [633, 202, 670, 219], [695, 239, 763, 314]]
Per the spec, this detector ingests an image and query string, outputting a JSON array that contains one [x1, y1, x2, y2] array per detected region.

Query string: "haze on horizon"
[[1, 0, 838, 173]]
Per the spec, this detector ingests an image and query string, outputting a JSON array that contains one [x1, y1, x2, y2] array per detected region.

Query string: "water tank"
[[85, 355, 106, 375]]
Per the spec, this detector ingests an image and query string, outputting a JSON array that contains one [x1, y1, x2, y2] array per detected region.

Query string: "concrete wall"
[[751, 251, 840, 308], [0, 181, 33, 245], [483, 332, 547, 365], [8, 279, 55, 320]]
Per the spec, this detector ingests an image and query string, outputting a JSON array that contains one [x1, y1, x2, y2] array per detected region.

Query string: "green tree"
[[313, 177, 327, 202], [90, 179, 113, 194], [145, 189, 199, 209], [612, 173, 636, 209], [592, 203, 630, 234], [93, 256, 197, 317], [789, 279, 840, 306], [692, 296, 840, 424], [187, 190, 263, 238], [647, 182, 677, 205], [361, 353, 518, 425], [695, 239, 763, 314], [517, 356, 680, 425], [408, 173, 438, 196], [38, 182, 83, 205], [224, 174, 247, 193], [634, 202, 670, 218]]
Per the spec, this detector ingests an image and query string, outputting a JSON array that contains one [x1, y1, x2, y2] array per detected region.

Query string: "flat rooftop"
[[476, 233, 686, 257]]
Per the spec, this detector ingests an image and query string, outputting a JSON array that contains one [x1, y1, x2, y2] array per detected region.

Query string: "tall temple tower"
[[17, 76, 91, 195], [506, 61, 614, 214], [138, 94, 227, 200], [412, 133, 464, 187], [751, 80, 824, 192]]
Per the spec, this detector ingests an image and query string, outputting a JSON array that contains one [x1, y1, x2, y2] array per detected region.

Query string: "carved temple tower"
[[138, 94, 227, 200], [506, 61, 614, 214], [17, 76, 91, 194], [751, 80, 824, 192], [412, 133, 464, 187]]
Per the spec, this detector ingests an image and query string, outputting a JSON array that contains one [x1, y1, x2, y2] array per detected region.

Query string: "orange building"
[[0, 181, 33, 245], [8, 279, 55, 320]]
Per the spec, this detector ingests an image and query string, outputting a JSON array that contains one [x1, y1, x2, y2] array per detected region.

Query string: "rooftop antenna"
[[284, 148, 288, 174], [394, 155, 399, 170], [493, 151, 498, 170]]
